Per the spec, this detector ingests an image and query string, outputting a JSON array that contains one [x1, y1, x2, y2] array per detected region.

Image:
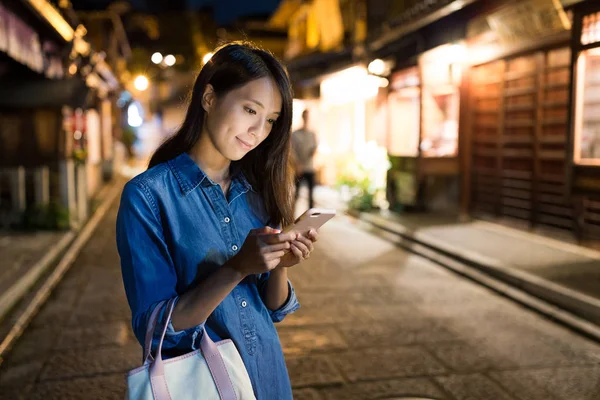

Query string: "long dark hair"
[[149, 42, 295, 227]]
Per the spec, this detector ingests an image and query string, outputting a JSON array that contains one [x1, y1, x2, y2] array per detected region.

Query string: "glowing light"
[[203, 52, 214, 64], [368, 59, 386, 75], [151, 52, 163, 64], [321, 66, 380, 104], [128, 103, 143, 127], [164, 54, 176, 66], [133, 75, 149, 91]]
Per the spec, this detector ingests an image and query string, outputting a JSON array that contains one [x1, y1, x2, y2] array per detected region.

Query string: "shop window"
[[420, 44, 464, 158], [582, 11, 600, 46], [574, 12, 600, 166], [387, 67, 420, 157]]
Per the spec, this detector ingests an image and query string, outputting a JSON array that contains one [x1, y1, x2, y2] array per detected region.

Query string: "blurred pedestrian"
[[116, 42, 319, 400], [291, 109, 318, 208]]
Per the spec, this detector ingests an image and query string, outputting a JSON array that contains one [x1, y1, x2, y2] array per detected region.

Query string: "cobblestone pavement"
[[0, 231, 68, 298], [1, 192, 600, 399]]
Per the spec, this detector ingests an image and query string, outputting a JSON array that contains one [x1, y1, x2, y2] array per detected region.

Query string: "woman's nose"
[[249, 120, 266, 137]]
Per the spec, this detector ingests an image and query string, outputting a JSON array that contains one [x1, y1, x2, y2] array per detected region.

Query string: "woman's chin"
[[226, 149, 248, 162]]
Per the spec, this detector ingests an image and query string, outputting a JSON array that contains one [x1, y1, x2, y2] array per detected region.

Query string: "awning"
[[286, 47, 354, 85], [0, 78, 91, 109]]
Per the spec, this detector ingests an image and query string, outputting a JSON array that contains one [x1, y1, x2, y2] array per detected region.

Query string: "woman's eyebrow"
[[247, 98, 280, 115]]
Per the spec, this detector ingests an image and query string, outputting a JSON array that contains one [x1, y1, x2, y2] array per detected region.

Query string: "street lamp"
[[151, 52, 163, 64], [134, 75, 149, 91], [164, 54, 176, 66]]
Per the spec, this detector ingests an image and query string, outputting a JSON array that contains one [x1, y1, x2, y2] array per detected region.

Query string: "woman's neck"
[[188, 133, 231, 185]]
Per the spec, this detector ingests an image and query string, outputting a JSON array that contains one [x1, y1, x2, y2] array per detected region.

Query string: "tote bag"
[[126, 298, 256, 400]]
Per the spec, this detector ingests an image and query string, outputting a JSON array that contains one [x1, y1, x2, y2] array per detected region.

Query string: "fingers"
[[261, 242, 290, 254], [307, 229, 319, 242], [266, 259, 282, 270], [290, 242, 304, 259], [264, 250, 286, 261], [294, 235, 314, 253], [259, 232, 298, 245], [291, 241, 310, 259]]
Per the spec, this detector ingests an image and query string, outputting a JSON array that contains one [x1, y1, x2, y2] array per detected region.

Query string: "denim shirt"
[[116, 152, 299, 400]]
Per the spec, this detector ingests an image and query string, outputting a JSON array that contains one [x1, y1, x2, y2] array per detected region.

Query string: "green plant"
[[20, 202, 70, 231], [335, 141, 391, 212], [73, 148, 88, 165]]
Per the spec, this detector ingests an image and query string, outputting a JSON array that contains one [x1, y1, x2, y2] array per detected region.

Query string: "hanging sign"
[[0, 3, 44, 73]]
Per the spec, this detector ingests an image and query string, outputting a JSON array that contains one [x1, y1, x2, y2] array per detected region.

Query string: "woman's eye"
[[267, 118, 276, 125], [244, 106, 256, 115]]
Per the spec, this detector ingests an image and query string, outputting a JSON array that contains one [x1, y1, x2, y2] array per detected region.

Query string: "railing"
[[0, 162, 88, 230]]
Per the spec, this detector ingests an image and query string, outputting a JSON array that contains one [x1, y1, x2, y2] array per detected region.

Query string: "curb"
[[346, 209, 600, 343], [0, 178, 123, 364], [0, 231, 75, 323]]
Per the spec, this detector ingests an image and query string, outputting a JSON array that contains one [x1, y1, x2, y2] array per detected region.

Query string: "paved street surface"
[[0, 231, 68, 300], [1, 189, 600, 399]]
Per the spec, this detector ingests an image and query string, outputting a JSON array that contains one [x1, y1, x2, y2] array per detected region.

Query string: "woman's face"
[[202, 77, 283, 161]]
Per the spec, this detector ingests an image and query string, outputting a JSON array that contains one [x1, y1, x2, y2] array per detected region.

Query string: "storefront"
[[462, 0, 578, 233], [0, 0, 121, 229], [571, 2, 600, 240], [296, 65, 389, 193], [386, 43, 464, 212]]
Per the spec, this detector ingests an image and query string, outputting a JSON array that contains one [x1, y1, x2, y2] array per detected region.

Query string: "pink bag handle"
[[143, 299, 167, 363], [147, 298, 239, 400]]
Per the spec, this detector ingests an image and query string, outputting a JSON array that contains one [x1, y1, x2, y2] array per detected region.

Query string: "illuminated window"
[[388, 67, 420, 157], [574, 47, 600, 166], [582, 11, 600, 46]]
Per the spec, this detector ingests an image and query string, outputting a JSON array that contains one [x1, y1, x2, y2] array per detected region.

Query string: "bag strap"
[[143, 299, 168, 363], [200, 325, 238, 400], [148, 298, 239, 400]]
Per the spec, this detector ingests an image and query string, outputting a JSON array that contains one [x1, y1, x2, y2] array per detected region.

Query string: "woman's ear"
[[201, 84, 216, 112]]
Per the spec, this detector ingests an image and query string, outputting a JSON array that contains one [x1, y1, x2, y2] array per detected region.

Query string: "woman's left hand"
[[278, 229, 318, 268]]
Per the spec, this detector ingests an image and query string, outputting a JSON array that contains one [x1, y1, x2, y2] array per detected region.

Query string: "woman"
[[116, 42, 317, 399]]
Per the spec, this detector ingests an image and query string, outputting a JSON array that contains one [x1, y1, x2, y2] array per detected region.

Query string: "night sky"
[[72, 0, 282, 25], [188, 0, 281, 25]]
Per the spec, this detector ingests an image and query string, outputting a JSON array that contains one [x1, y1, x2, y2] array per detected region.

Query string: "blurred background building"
[[1, 0, 599, 247], [272, 0, 600, 246]]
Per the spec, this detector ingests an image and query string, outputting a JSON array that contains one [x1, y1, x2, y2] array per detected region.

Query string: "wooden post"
[[9, 166, 26, 213], [59, 160, 77, 228], [33, 166, 50, 206], [76, 163, 88, 224], [497, 59, 507, 218], [459, 64, 473, 219]]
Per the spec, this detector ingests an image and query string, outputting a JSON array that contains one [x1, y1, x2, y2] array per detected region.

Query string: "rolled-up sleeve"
[[257, 274, 300, 323], [116, 181, 204, 354]]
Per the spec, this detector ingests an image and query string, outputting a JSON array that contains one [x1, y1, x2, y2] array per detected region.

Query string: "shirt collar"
[[167, 152, 254, 196]]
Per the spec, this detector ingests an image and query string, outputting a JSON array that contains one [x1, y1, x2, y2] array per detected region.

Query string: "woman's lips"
[[236, 137, 253, 150]]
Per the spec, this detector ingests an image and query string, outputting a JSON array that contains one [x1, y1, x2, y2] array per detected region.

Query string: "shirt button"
[[224, 217, 231, 223], [241, 300, 247, 308], [232, 245, 238, 251]]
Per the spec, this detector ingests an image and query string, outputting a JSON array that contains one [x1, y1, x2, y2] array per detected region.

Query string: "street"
[[0, 189, 599, 400]]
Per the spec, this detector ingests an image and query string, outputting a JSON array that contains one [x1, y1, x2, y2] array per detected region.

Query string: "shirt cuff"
[[163, 297, 205, 350], [268, 280, 300, 323]]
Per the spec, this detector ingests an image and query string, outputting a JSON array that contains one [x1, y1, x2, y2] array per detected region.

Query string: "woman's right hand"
[[228, 227, 298, 277]]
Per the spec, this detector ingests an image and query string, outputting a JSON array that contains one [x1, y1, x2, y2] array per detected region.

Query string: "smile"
[[236, 137, 253, 150]]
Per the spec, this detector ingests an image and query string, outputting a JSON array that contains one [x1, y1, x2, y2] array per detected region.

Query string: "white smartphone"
[[284, 208, 336, 234]]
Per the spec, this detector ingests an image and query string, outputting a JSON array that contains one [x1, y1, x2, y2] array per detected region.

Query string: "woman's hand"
[[228, 227, 297, 277], [278, 229, 319, 268]]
